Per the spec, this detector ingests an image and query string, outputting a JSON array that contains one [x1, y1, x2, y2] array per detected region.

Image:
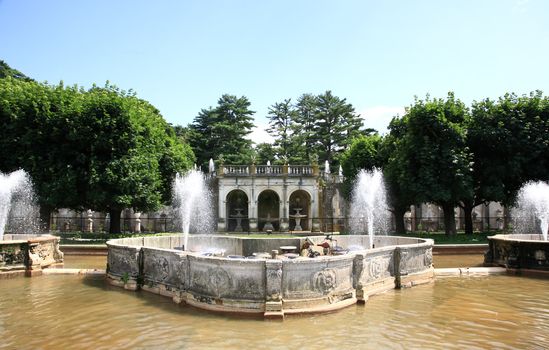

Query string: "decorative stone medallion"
[[208, 266, 231, 296], [369, 259, 382, 279], [313, 268, 337, 294], [151, 256, 170, 281]]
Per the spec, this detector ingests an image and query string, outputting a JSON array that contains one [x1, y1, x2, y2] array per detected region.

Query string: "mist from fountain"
[[173, 170, 214, 249], [0, 170, 39, 240], [512, 181, 549, 241], [349, 168, 390, 249]]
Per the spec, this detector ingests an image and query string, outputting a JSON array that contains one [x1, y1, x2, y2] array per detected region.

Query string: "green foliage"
[[0, 71, 194, 233], [469, 91, 549, 206], [0, 60, 32, 81], [392, 93, 472, 235], [264, 91, 366, 165], [339, 134, 382, 197], [314, 91, 364, 163], [340, 135, 382, 178], [254, 142, 277, 165], [266, 98, 297, 161], [291, 93, 318, 163], [188, 94, 255, 168]]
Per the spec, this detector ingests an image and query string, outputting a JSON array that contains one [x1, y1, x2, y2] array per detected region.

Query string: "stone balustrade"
[[219, 164, 318, 177]]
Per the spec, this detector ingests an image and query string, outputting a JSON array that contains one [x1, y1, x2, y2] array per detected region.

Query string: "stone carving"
[[193, 266, 231, 297], [267, 267, 282, 280], [33, 244, 49, 259], [369, 259, 382, 279], [108, 249, 138, 277], [150, 256, 169, 282], [313, 268, 337, 294], [424, 248, 433, 267], [266, 261, 283, 301], [0, 249, 25, 266], [28, 243, 52, 267], [178, 259, 188, 289], [208, 267, 231, 296]]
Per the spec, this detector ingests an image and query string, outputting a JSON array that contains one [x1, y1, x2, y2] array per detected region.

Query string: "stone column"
[[217, 185, 226, 232], [264, 260, 283, 319], [85, 210, 94, 233], [249, 195, 258, 232], [280, 181, 289, 232], [353, 253, 366, 303], [134, 212, 141, 233]]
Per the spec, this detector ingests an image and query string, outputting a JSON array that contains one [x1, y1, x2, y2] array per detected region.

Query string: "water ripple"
[[1, 275, 548, 349]]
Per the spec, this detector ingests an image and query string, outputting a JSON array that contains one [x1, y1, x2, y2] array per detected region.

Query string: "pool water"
[[1, 273, 548, 349]]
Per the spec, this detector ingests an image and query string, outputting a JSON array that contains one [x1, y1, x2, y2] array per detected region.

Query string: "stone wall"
[[107, 235, 434, 319], [485, 234, 549, 272], [0, 235, 64, 278]]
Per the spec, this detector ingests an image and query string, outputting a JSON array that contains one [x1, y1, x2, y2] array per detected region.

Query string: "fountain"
[[484, 181, 549, 273], [107, 167, 434, 318], [230, 208, 245, 232], [172, 170, 214, 250], [0, 170, 63, 277], [0, 170, 32, 240], [349, 168, 390, 249], [289, 198, 307, 231], [513, 181, 549, 240]]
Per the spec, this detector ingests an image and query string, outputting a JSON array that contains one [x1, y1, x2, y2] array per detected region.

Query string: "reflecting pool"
[[1, 274, 548, 349]]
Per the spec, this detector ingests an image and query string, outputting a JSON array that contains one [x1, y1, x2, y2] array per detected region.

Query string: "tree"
[[254, 142, 277, 165], [0, 60, 32, 81], [0, 76, 194, 233], [266, 99, 297, 162], [290, 94, 317, 163], [467, 91, 549, 232], [314, 91, 364, 164], [82, 85, 193, 232], [380, 117, 416, 235], [339, 134, 382, 198], [397, 93, 472, 235], [189, 94, 255, 167], [0, 78, 87, 226]]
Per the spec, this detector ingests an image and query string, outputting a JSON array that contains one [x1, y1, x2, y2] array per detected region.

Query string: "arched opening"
[[226, 190, 249, 232], [289, 190, 311, 231], [258, 190, 280, 232]]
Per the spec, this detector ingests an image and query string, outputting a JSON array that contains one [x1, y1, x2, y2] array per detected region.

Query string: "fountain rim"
[[488, 233, 549, 242], [106, 234, 434, 259], [0, 233, 60, 244]]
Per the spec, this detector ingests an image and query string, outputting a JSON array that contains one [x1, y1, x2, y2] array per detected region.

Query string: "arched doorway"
[[258, 190, 280, 231], [226, 190, 249, 232], [289, 190, 311, 231]]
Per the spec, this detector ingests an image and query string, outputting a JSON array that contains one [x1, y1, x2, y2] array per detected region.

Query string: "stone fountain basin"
[[0, 234, 64, 277], [106, 235, 434, 318], [485, 234, 549, 271]]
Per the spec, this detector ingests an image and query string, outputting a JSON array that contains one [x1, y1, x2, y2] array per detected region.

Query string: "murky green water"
[[1, 274, 548, 349]]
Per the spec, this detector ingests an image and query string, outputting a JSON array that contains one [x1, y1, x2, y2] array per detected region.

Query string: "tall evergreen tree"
[[291, 94, 318, 163], [266, 99, 297, 162], [189, 94, 255, 167], [314, 91, 363, 163]]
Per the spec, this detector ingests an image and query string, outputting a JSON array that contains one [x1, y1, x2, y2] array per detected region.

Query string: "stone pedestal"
[[134, 213, 141, 233], [249, 218, 258, 232]]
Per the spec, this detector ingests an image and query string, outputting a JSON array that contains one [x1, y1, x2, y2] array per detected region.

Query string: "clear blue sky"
[[1, 0, 548, 141]]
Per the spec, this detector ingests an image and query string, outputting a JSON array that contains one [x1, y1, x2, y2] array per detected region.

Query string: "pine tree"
[[266, 99, 297, 162], [189, 94, 255, 167], [314, 91, 363, 163]]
